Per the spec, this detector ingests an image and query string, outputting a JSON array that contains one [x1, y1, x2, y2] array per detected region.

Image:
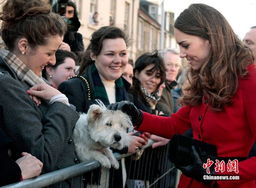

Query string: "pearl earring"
[[49, 75, 53, 78], [22, 51, 25, 55]]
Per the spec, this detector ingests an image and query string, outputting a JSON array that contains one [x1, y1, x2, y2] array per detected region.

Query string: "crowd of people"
[[0, 0, 255, 188]]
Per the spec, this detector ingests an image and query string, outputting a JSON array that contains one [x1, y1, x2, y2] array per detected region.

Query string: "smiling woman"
[[19, 35, 63, 77], [0, 0, 83, 187], [130, 51, 167, 114], [43, 49, 77, 88], [108, 3, 256, 188], [175, 29, 211, 70], [59, 26, 149, 188], [59, 26, 130, 109]]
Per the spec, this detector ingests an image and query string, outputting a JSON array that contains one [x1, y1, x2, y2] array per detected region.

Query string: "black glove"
[[169, 134, 218, 184], [177, 146, 215, 185], [108, 101, 143, 126]]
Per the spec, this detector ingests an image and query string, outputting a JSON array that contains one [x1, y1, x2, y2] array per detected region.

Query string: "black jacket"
[[59, 64, 132, 113], [0, 56, 82, 188], [0, 128, 21, 186]]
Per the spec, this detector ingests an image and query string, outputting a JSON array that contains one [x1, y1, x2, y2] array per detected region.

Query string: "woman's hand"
[[138, 132, 151, 142], [27, 83, 61, 101], [158, 83, 166, 97], [150, 134, 170, 148], [128, 133, 148, 153], [59, 42, 71, 51], [29, 95, 42, 106], [16, 152, 43, 180]]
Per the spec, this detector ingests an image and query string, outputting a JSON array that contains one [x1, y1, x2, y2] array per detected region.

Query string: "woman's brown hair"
[[78, 26, 128, 75], [0, 0, 66, 50], [175, 3, 254, 111]]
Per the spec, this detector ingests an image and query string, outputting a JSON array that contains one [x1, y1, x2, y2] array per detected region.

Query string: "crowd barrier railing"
[[2, 140, 177, 188]]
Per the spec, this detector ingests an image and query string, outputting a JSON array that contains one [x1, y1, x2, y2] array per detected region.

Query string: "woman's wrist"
[[49, 94, 70, 106]]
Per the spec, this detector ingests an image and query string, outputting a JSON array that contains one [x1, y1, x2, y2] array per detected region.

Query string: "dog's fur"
[[74, 104, 133, 169]]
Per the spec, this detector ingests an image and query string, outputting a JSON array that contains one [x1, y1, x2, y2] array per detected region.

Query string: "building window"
[[89, 0, 98, 25], [149, 5, 158, 20], [138, 20, 143, 50], [168, 12, 175, 35], [124, 2, 130, 35], [89, 11, 99, 25], [110, 0, 116, 25], [149, 28, 153, 50], [152, 28, 158, 50], [73, 0, 82, 18], [90, 0, 98, 14], [144, 24, 149, 51]]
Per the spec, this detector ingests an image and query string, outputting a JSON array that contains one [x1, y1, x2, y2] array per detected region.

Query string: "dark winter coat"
[[0, 58, 83, 188]]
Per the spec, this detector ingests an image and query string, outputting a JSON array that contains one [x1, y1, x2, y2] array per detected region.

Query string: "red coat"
[[137, 64, 256, 188]]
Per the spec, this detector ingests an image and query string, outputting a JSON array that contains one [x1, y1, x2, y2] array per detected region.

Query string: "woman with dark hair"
[[60, 26, 131, 112], [63, 1, 84, 54], [130, 51, 168, 115], [59, 26, 148, 187], [64, 1, 80, 32], [0, 0, 83, 187], [125, 51, 174, 187], [109, 4, 256, 188], [43, 49, 77, 89]]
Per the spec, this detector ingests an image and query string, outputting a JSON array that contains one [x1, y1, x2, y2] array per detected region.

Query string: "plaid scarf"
[[140, 86, 160, 108], [90, 64, 127, 105], [0, 49, 45, 87]]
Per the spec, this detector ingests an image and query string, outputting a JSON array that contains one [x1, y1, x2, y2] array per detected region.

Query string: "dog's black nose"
[[114, 134, 121, 142]]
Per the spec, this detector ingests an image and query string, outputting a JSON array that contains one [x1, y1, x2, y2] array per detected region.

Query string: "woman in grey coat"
[[0, 0, 83, 187]]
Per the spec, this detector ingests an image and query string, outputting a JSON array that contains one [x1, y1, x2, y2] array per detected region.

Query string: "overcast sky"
[[164, 0, 256, 39]]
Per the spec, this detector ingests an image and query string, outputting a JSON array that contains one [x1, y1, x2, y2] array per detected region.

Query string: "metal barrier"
[[125, 141, 177, 188], [2, 140, 177, 188], [1, 159, 101, 188]]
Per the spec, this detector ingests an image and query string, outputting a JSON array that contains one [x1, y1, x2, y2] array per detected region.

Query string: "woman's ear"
[[90, 52, 96, 61], [17, 38, 29, 55], [134, 70, 139, 78], [45, 66, 54, 79]]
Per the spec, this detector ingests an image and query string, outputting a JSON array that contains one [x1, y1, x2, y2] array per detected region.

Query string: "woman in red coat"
[[108, 3, 256, 188]]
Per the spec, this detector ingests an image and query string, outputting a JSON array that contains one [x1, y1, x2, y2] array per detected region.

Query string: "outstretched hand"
[[108, 101, 143, 126], [150, 135, 170, 148]]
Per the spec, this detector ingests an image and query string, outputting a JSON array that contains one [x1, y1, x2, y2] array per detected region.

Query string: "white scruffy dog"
[[74, 103, 133, 169]]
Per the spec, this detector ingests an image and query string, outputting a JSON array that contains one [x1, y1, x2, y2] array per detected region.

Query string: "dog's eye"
[[106, 122, 112, 127]]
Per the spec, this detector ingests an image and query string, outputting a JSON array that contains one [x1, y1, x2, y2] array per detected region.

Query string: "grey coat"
[[0, 59, 83, 187]]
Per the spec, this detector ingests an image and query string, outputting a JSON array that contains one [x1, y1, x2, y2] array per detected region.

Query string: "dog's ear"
[[87, 104, 103, 123], [91, 108, 102, 120]]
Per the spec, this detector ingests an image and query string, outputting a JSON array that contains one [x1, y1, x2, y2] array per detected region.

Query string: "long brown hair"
[[175, 3, 254, 111]]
